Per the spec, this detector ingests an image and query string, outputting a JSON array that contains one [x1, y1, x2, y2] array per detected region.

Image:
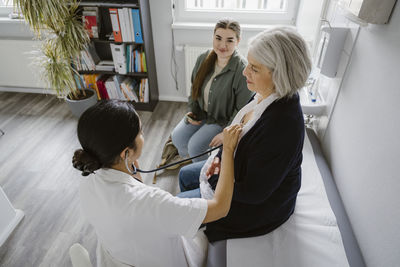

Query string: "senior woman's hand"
[[222, 124, 242, 153]]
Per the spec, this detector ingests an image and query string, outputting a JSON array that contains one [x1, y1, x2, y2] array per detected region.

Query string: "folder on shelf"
[[109, 8, 122, 42], [73, 74, 84, 90], [121, 8, 134, 42], [83, 74, 101, 100], [142, 52, 147, 72], [131, 9, 143, 44], [110, 43, 127, 75], [118, 8, 127, 42], [139, 78, 149, 102], [96, 75, 110, 99], [126, 8, 135, 43], [126, 45, 131, 73], [134, 50, 140, 72], [112, 75, 126, 100], [143, 78, 149, 103], [87, 43, 101, 64], [105, 76, 120, 99], [140, 52, 144, 72], [120, 77, 139, 102], [95, 60, 115, 71], [82, 7, 99, 38]]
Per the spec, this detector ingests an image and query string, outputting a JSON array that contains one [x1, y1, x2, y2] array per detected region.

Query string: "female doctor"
[[72, 100, 242, 267]]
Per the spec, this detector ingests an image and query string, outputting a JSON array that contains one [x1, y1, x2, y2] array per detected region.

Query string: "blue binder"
[[131, 9, 143, 44]]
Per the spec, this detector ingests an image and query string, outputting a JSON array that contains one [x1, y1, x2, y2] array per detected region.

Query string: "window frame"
[[172, 0, 300, 25]]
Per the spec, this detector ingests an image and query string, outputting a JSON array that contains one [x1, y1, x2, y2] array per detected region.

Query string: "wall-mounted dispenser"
[[338, 0, 397, 24], [316, 26, 349, 78]]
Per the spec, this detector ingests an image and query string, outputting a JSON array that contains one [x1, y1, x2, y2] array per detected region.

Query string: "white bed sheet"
[[226, 134, 349, 267]]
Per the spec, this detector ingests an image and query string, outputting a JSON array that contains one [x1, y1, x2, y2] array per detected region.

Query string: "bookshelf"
[[78, 0, 159, 111]]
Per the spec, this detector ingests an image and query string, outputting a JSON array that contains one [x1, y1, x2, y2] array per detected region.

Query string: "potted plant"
[[14, 0, 97, 117]]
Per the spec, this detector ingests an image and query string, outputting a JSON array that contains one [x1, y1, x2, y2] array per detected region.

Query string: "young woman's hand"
[[222, 124, 242, 153], [209, 132, 223, 147], [186, 112, 202, 125]]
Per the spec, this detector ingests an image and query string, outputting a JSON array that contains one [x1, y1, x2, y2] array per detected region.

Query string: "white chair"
[[69, 243, 93, 267]]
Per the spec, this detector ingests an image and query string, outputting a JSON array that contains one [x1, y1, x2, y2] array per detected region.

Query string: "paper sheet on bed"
[[226, 133, 349, 267]]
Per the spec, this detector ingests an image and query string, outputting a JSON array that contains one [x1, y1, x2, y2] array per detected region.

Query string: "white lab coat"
[[79, 168, 208, 267]]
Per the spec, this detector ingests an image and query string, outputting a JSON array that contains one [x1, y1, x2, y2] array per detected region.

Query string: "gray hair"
[[248, 27, 312, 98]]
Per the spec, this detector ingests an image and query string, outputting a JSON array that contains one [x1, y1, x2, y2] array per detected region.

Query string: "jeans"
[[171, 118, 222, 162], [176, 160, 206, 198]]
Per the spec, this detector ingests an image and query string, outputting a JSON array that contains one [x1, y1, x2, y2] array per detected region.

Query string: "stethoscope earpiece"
[[124, 150, 137, 175]]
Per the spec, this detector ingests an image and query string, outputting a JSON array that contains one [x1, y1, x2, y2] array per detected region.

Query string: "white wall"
[[1, 1, 324, 101], [148, 0, 185, 101], [149, 0, 324, 102], [322, 3, 400, 267], [295, 0, 327, 53]]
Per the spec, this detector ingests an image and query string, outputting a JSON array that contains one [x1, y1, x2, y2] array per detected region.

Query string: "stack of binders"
[[109, 8, 143, 44]]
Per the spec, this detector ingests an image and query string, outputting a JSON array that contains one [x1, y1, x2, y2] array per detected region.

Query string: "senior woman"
[[178, 27, 312, 265]]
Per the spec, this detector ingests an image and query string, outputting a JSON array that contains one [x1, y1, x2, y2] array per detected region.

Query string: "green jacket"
[[188, 49, 253, 127]]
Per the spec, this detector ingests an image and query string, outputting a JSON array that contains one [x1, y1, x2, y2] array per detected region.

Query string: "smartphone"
[[185, 113, 199, 122]]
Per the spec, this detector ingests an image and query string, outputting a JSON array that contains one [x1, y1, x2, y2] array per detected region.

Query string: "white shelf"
[[299, 87, 326, 116]]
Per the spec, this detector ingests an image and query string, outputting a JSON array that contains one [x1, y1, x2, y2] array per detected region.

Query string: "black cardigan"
[[205, 93, 305, 242]]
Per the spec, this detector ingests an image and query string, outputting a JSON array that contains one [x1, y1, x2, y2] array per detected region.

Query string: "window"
[[0, 0, 13, 6], [0, 0, 14, 17], [186, 0, 286, 12], [173, 0, 299, 25]]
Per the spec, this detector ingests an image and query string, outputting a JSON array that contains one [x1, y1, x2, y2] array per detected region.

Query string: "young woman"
[[171, 18, 252, 162], [178, 27, 312, 265], [72, 100, 242, 267]]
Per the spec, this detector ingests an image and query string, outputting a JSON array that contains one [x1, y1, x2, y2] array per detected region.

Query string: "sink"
[[299, 87, 326, 116]]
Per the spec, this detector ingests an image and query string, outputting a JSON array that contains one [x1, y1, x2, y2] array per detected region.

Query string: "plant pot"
[[65, 89, 98, 118]]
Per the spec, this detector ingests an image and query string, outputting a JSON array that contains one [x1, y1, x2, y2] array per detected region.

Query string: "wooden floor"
[[0, 92, 187, 266]]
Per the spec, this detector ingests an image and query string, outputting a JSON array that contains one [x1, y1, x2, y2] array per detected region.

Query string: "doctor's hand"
[[206, 156, 221, 178], [222, 124, 242, 154], [209, 132, 223, 147]]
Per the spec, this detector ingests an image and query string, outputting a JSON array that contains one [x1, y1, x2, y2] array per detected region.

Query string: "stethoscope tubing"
[[133, 145, 222, 174]]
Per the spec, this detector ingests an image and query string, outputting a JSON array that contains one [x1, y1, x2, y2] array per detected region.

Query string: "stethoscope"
[[131, 145, 222, 174]]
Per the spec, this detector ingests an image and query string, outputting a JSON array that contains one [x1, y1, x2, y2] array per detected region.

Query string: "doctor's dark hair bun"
[[72, 149, 101, 176], [73, 100, 141, 176]]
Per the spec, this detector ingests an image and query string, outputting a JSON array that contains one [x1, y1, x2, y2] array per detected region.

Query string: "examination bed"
[[225, 129, 366, 267]]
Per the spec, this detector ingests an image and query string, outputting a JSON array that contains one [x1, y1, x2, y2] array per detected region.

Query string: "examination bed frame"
[[306, 129, 365, 267]]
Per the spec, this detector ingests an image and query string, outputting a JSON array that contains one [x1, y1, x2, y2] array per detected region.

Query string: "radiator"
[[183, 45, 208, 97], [0, 39, 46, 89], [183, 45, 248, 97]]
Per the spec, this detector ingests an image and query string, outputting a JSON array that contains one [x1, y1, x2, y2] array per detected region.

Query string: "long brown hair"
[[191, 18, 241, 100]]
